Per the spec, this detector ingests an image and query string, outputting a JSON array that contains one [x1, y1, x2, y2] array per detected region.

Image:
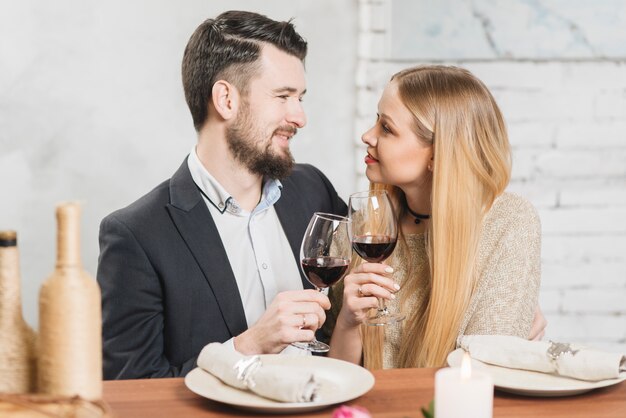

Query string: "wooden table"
[[103, 368, 626, 417]]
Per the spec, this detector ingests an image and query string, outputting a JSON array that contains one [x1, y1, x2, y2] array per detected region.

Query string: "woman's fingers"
[[337, 263, 401, 327], [352, 262, 394, 275], [348, 293, 379, 310], [345, 271, 399, 295], [355, 282, 395, 300]]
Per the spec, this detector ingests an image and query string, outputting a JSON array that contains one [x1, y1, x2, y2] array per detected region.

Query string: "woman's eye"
[[382, 124, 391, 134]]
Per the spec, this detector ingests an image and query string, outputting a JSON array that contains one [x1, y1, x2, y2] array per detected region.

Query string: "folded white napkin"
[[197, 343, 319, 402], [459, 335, 626, 382]]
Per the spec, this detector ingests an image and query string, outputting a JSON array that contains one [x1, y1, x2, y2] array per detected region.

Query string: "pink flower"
[[332, 405, 372, 418]]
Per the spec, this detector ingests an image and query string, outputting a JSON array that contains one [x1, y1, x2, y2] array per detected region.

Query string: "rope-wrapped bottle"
[[0, 230, 37, 393], [38, 203, 102, 400]]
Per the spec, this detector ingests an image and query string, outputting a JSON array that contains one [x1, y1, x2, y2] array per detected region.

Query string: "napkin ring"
[[547, 341, 579, 362], [233, 355, 262, 389]]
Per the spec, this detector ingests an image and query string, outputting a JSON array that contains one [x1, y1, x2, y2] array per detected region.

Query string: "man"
[[97, 11, 346, 379]]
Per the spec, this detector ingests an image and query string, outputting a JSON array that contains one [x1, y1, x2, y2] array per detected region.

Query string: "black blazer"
[[97, 158, 347, 379]]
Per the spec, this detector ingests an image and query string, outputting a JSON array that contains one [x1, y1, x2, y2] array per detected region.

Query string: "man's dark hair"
[[182, 10, 308, 131]]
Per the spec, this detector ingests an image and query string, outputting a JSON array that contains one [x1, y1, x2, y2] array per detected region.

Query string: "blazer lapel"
[[274, 184, 315, 290], [166, 159, 248, 337]]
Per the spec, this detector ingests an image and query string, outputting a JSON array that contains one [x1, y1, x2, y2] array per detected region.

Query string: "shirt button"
[[218, 202, 224, 209], [262, 263, 268, 270]]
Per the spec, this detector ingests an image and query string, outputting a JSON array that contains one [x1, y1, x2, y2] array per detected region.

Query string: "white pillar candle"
[[435, 352, 493, 418]]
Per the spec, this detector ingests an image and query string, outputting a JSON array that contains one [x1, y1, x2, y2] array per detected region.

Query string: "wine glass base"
[[291, 340, 330, 353], [366, 312, 405, 326]]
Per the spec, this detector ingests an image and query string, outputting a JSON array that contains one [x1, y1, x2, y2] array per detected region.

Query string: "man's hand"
[[529, 305, 547, 341], [233, 289, 331, 355]]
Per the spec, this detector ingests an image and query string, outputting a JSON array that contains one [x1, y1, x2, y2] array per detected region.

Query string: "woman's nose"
[[361, 126, 377, 146]]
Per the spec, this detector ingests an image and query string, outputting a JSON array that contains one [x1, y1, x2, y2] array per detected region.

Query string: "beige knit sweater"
[[325, 192, 542, 369]]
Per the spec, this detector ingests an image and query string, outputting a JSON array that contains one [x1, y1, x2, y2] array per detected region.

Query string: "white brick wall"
[[358, 0, 626, 352]]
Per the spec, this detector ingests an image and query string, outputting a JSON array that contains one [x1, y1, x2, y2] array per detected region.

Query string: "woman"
[[327, 65, 541, 369]]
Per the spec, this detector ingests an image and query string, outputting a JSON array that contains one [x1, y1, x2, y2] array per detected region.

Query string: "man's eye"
[[278, 95, 288, 100]]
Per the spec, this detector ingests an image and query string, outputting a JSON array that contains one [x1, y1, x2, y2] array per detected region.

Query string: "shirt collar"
[[188, 146, 232, 213], [187, 146, 283, 215], [256, 177, 283, 214]]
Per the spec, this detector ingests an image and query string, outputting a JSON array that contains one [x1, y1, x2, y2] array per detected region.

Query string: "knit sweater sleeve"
[[460, 193, 542, 340]]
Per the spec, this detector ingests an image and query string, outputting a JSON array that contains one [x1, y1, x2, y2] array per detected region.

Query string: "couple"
[[97, 10, 542, 379]]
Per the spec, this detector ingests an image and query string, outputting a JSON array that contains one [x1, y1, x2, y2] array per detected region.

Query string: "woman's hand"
[[528, 305, 547, 341], [336, 262, 399, 328]]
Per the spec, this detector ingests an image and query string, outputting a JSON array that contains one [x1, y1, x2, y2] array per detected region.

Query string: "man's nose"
[[286, 100, 306, 128]]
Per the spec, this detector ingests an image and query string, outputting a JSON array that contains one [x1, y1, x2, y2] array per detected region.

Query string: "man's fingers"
[[288, 312, 320, 330], [291, 328, 316, 343], [275, 289, 331, 308], [296, 305, 325, 328], [273, 303, 326, 329], [276, 324, 315, 344], [302, 312, 320, 329], [284, 301, 325, 315]]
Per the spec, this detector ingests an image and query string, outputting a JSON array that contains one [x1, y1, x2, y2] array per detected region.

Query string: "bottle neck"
[[0, 245, 23, 319], [56, 203, 82, 268]]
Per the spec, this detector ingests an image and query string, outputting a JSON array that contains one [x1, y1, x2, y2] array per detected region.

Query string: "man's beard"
[[226, 103, 295, 179]]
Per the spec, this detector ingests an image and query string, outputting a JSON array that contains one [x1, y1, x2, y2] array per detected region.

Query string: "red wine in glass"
[[352, 235, 397, 263], [292, 212, 351, 353], [301, 257, 350, 288], [349, 190, 404, 326]]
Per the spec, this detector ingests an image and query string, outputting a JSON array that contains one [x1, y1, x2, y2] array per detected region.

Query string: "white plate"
[[447, 348, 626, 397], [184, 355, 375, 413]]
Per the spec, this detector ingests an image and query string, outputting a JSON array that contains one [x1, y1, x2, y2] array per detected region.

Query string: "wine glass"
[[292, 212, 351, 352], [348, 190, 404, 326]]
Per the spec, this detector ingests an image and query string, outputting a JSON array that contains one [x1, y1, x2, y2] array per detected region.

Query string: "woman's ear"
[[211, 80, 240, 120], [428, 151, 434, 172]]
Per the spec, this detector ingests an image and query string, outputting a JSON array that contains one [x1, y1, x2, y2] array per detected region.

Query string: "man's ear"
[[211, 80, 239, 120]]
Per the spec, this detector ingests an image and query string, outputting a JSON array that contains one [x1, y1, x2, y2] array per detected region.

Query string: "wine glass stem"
[[377, 297, 390, 315]]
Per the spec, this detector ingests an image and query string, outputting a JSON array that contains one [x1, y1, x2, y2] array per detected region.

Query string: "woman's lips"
[[364, 154, 378, 164]]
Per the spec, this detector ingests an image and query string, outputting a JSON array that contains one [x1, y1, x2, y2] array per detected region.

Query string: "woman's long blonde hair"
[[362, 65, 511, 369]]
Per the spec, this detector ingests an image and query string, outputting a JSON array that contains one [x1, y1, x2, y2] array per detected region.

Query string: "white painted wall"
[[0, 0, 358, 327], [357, 0, 626, 352]]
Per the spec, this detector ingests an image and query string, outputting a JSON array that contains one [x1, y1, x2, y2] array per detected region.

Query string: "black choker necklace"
[[406, 206, 430, 224]]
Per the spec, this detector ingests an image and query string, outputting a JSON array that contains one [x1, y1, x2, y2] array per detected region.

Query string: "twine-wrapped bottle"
[[0, 230, 37, 393], [38, 203, 102, 400]]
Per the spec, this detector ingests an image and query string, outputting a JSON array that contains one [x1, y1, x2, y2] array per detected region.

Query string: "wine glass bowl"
[[301, 257, 350, 289], [351, 235, 397, 263], [293, 212, 351, 352], [348, 190, 404, 326]]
